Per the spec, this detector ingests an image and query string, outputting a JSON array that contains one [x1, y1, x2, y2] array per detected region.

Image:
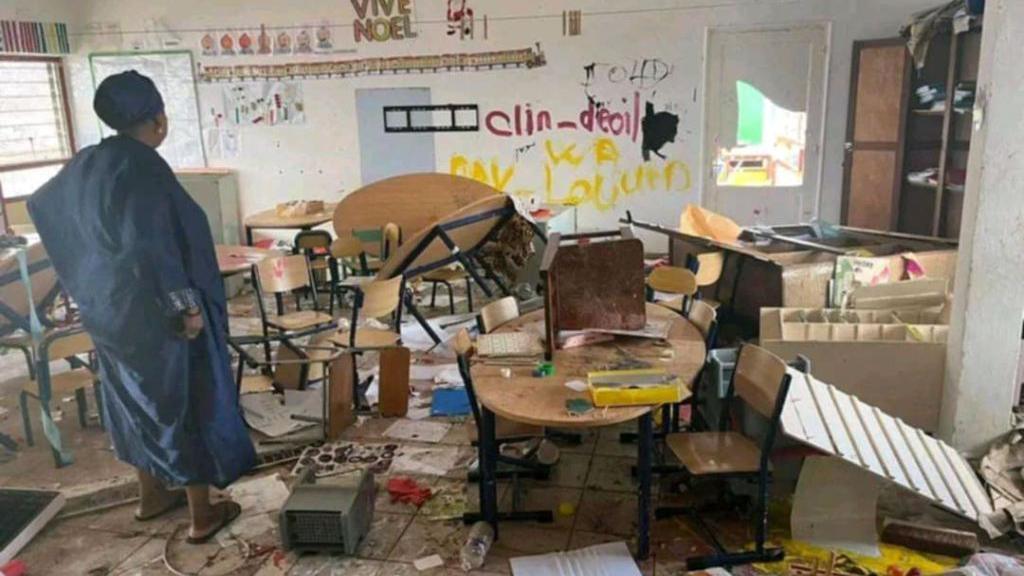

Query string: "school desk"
[[243, 203, 337, 245], [215, 244, 281, 277], [469, 303, 706, 560]]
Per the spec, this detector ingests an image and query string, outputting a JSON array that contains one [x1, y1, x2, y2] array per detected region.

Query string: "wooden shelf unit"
[[842, 23, 981, 239]]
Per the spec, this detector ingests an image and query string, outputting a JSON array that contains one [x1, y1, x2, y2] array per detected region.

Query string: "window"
[[0, 56, 74, 204], [714, 81, 807, 187]]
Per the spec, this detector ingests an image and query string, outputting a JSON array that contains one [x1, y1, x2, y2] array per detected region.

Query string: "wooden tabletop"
[[216, 245, 281, 276], [472, 304, 706, 428], [244, 203, 337, 229]]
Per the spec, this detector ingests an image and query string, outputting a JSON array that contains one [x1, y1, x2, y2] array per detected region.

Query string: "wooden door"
[[841, 39, 912, 231]]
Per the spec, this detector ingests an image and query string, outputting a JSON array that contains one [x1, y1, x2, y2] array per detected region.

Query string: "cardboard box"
[[760, 307, 947, 431]]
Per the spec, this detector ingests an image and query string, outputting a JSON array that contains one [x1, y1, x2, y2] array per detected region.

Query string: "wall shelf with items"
[[841, 19, 981, 240]]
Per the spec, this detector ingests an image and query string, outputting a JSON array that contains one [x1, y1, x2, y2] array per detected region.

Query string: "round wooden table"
[[243, 203, 336, 245], [470, 303, 706, 559]]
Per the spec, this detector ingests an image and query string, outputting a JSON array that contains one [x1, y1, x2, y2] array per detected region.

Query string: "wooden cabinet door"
[[841, 39, 911, 230]]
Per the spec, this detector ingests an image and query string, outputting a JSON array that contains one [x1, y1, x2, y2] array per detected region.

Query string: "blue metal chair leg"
[[19, 390, 34, 446]]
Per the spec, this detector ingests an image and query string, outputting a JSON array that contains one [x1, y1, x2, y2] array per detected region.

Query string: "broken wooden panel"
[[780, 369, 992, 522]]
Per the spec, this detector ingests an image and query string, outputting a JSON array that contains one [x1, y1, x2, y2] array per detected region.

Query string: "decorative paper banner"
[[0, 21, 70, 54], [199, 45, 546, 82]]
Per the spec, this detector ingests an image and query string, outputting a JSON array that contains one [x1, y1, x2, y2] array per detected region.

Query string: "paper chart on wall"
[[223, 81, 305, 126]]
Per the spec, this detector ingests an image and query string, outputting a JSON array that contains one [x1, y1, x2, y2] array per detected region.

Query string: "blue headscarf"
[[93, 70, 165, 131]]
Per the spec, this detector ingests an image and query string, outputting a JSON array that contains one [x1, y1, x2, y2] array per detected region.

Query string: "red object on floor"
[[387, 476, 432, 507], [1, 560, 26, 576], [254, 238, 275, 249]]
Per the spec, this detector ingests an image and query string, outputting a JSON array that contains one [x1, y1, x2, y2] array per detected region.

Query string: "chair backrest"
[[479, 296, 519, 333], [358, 275, 403, 319], [686, 299, 717, 344], [694, 251, 725, 287], [4, 198, 34, 234], [330, 236, 365, 260], [647, 265, 697, 296], [44, 329, 94, 362], [294, 230, 332, 252], [256, 254, 312, 294], [382, 223, 401, 260], [353, 228, 385, 257], [731, 344, 789, 420]]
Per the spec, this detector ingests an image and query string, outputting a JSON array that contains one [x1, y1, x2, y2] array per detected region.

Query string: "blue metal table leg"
[[637, 410, 653, 560]]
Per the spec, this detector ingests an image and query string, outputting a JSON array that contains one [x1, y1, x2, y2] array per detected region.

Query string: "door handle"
[[844, 142, 854, 152]]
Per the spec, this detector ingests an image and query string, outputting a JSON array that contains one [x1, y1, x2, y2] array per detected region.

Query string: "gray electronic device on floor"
[[279, 468, 375, 554]]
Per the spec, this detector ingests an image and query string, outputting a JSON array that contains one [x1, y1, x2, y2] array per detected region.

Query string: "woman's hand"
[[180, 308, 204, 339]]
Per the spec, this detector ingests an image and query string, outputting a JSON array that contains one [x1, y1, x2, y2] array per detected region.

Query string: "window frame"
[[0, 54, 75, 230]]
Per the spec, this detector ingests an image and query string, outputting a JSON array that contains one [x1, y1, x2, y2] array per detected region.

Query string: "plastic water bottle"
[[460, 521, 494, 571]]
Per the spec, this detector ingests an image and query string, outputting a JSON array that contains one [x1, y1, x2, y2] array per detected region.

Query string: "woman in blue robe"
[[28, 71, 255, 543]]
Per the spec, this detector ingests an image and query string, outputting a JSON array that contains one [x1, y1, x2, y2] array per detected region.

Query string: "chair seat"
[[22, 369, 97, 397], [267, 310, 334, 332], [657, 297, 686, 313], [338, 276, 375, 288], [330, 328, 401, 349], [466, 417, 545, 443], [0, 334, 31, 349], [424, 268, 469, 282], [665, 432, 766, 476], [240, 374, 275, 394]]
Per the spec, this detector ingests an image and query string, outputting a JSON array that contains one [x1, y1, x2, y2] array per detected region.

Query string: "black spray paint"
[[641, 101, 679, 161]]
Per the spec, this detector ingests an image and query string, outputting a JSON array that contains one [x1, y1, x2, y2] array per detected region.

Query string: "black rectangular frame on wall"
[[382, 104, 479, 133]]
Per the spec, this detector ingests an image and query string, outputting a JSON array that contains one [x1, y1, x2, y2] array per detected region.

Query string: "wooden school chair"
[[422, 265, 474, 315], [328, 275, 406, 409], [293, 230, 335, 313], [251, 254, 335, 362], [453, 329, 552, 487], [686, 251, 726, 310], [655, 344, 793, 570], [19, 326, 103, 466], [478, 296, 519, 334], [647, 265, 698, 314], [620, 300, 718, 457]]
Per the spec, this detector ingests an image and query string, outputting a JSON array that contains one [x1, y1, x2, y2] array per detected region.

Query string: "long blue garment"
[[28, 135, 255, 488]]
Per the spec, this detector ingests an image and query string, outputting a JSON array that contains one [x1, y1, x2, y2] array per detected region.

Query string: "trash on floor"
[[413, 554, 445, 571], [228, 473, 291, 516], [387, 476, 433, 508], [391, 446, 463, 477], [509, 541, 641, 576], [292, 442, 399, 478], [383, 419, 451, 444], [431, 388, 471, 417]]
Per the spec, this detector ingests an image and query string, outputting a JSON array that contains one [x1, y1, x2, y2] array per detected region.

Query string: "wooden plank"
[[781, 371, 835, 454], [805, 376, 861, 464], [919, 431, 975, 518], [829, 386, 886, 476], [898, 420, 958, 512], [853, 399, 908, 485], [941, 442, 994, 517], [877, 409, 934, 499]]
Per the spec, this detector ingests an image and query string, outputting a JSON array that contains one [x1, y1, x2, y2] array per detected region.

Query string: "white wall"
[[17, 0, 939, 243], [941, 0, 1024, 454]]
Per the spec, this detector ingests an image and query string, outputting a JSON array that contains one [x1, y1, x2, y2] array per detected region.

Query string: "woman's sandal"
[[185, 501, 243, 544]]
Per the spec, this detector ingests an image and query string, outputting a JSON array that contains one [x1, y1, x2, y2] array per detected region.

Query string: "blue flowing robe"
[[28, 135, 255, 488]]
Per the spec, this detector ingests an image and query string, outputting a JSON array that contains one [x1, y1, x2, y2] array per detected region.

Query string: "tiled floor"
[[1, 286, 728, 575]]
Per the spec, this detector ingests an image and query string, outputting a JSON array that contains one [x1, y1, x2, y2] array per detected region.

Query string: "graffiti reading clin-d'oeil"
[[352, 0, 417, 42], [485, 92, 643, 142], [450, 137, 691, 212]]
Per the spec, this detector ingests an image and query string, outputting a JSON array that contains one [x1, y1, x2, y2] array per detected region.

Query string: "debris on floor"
[[387, 476, 433, 508], [383, 419, 451, 443], [509, 541, 641, 575]]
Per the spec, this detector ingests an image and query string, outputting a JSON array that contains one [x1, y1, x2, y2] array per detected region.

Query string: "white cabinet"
[[175, 169, 241, 245]]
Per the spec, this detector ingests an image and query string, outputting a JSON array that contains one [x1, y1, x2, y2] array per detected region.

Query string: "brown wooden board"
[[550, 237, 645, 331], [378, 346, 411, 417], [333, 173, 499, 256]]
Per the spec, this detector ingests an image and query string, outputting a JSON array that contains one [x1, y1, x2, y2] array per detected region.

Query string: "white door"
[[703, 24, 829, 225]]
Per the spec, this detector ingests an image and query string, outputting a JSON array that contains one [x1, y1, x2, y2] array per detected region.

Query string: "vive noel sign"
[[352, 0, 418, 42]]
